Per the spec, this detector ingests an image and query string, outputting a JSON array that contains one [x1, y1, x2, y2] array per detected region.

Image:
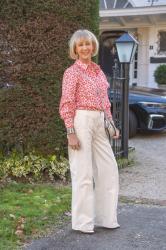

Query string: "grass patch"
[[0, 182, 71, 250], [117, 152, 135, 169], [117, 156, 134, 169]]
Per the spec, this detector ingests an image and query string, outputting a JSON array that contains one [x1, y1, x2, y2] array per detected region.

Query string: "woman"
[[59, 29, 120, 233]]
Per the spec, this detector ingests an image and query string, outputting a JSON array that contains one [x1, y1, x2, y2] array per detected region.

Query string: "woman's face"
[[75, 38, 93, 64]]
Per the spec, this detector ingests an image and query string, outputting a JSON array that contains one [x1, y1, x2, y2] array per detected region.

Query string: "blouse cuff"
[[105, 108, 112, 120], [64, 117, 74, 129]]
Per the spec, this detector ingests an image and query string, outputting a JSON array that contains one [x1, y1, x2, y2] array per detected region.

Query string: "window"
[[159, 32, 166, 53], [133, 48, 138, 80]]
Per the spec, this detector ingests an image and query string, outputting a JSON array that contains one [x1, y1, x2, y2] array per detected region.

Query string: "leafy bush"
[[0, 151, 69, 182], [0, 0, 99, 155], [154, 64, 166, 85]]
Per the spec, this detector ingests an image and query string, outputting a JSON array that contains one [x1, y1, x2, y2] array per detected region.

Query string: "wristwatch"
[[67, 127, 75, 135]]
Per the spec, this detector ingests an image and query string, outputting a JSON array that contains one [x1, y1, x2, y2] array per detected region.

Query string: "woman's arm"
[[59, 67, 77, 128], [59, 67, 81, 149]]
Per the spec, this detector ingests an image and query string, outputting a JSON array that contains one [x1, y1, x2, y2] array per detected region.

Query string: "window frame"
[[157, 30, 166, 55]]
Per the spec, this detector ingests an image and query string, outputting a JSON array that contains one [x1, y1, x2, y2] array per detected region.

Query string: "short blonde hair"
[[69, 29, 99, 60]]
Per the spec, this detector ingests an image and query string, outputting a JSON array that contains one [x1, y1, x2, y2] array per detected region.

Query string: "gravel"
[[119, 131, 166, 201], [24, 131, 166, 250]]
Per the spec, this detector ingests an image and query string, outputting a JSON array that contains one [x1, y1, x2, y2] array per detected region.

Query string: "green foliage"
[[0, 0, 99, 155], [154, 64, 166, 85], [0, 151, 69, 182], [0, 183, 71, 249], [117, 151, 135, 169]]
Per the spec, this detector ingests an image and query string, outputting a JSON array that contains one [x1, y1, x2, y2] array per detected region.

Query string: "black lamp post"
[[115, 33, 138, 158]]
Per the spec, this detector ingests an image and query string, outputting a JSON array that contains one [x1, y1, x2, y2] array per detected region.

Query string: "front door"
[[99, 31, 125, 78]]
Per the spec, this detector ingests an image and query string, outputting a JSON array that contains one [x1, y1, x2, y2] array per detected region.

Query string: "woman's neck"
[[79, 58, 91, 65]]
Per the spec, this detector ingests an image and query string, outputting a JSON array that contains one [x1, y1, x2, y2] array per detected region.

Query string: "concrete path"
[[24, 132, 166, 250]]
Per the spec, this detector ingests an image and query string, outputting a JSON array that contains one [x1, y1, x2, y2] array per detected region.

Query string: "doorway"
[[99, 30, 125, 77]]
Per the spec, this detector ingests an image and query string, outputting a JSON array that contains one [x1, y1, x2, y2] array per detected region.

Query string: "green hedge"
[[0, 0, 99, 156]]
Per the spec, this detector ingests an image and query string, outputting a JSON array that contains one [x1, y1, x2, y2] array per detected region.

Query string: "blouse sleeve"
[[59, 67, 78, 128], [100, 70, 113, 120], [105, 98, 112, 120]]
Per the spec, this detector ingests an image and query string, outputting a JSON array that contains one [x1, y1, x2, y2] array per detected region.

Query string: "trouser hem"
[[95, 223, 120, 229]]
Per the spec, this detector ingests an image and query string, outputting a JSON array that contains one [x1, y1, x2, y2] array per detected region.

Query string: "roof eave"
[[100, 5, 166, 17]]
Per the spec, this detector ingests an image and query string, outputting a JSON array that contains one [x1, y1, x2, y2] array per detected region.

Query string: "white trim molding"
[[100, 5, 166, 17]]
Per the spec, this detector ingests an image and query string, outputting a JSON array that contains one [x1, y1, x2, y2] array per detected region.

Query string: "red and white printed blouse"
[[59, 60, 112, 128]]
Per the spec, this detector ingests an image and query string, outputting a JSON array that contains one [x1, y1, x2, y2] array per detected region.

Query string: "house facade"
[[99, 0, 166, 88]]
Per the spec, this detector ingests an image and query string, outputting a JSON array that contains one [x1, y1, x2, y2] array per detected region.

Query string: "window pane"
[[160, 32, 166, 52], [134, 71, 137, 79]]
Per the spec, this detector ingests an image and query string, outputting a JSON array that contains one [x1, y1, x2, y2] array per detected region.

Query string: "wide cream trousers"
[[68, 110, 120, 232]]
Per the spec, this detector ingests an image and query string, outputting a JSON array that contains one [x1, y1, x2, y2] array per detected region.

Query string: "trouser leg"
[[68, 111, 94, 231], [92, 113, 120, 228]]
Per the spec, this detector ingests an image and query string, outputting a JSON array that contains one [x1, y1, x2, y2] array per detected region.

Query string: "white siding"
[[148, 25, 166, 87], [137, 28, 149, 87]]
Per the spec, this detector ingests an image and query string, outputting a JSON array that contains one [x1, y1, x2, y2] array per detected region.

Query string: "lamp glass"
[[130, 43, 138, 63], [116, 42, 134, 63]]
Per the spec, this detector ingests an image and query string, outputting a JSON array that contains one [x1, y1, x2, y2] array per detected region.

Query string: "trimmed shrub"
[[0, 0, 99, 156], [154, 64, 166, 85]]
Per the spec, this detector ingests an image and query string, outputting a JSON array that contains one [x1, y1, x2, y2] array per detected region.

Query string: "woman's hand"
[[109, 119, 120, 139], [67, 133, 81, 150], [113, 128, 120, 139]]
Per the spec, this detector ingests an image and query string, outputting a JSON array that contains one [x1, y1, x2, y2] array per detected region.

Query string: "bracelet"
[[66, 127, 75, 135]]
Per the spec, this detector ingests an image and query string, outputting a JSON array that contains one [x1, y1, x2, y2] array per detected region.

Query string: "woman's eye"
[[77, 41, 90, 47]]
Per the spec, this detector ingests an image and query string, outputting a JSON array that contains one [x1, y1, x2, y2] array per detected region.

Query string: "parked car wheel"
[[129, 109, 138, 138], [109, 87, 166, 137]]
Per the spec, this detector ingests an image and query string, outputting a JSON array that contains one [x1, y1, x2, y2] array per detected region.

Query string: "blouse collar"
[[75, 59, 100, 73]]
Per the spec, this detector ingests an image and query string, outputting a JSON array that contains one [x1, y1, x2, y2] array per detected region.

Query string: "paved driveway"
[[25, 132, 166, 250], [119, 131, 166, 203], [25, 204, 166, 250]]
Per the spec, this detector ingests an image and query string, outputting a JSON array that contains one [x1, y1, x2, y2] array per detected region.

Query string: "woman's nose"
[[82, 45, 88, 50]]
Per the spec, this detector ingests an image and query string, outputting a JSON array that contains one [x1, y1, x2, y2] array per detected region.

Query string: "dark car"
[[129, 87, 166, 137], [109, 87, 166, 138]]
